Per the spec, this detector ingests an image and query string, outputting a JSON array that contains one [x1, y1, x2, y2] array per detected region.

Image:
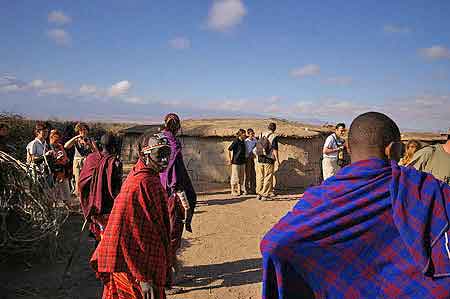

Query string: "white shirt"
[[26, 138, 47, 162], [323, 133, 343, 160]]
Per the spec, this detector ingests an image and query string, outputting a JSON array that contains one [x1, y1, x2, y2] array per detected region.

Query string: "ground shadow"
[[273, 187, 305, 196], [272, 196, 302, 202], [197, 190, 230, 196], [204, 195, 253, 206], [1, 213, 103, 299], [193, 210, 206, 215], [178, 258, 262, 291]]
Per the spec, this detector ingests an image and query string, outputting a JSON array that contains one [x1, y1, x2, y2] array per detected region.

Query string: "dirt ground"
[[1, 190, 301, 299]]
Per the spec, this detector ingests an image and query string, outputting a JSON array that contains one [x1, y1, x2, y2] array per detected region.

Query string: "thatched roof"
[[120, 124, 161, 135], [120, 118, 329, 139], [401, 132, 446, 142], [180, 118, 328, 139]]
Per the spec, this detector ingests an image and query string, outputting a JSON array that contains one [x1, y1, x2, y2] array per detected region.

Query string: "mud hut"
[[120, 124, 161, 162], [401, 132, 447, 145], [120, 119, 331, 191]]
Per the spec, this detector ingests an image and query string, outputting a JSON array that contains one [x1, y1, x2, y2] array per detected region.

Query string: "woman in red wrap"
[[159, 113, 197, 292], [90, 134, 172, 299], [78, 133, 123, 242]]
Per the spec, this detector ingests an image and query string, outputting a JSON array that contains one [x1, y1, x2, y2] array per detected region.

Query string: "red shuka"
[[90, 159, 171, 289], [79, 151, 121, 219]]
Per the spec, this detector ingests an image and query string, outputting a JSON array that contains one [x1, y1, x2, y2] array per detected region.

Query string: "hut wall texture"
[[179, 135, 325, 190], [121, 133, 142, 163]]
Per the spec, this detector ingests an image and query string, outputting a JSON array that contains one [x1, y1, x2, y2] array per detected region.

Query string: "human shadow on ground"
[[178, 238, 193, 257], [178, 258, 262, 292], [203, 195, 253, 206], [197, 190, 230, 196], [273, 187, 305, 196], [193, 210, 206, 215]]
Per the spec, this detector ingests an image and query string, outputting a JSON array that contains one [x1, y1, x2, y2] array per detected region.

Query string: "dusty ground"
[[1, 190, 301, 299]]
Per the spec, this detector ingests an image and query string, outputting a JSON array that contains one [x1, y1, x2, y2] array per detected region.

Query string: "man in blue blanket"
[[261, 112, 450, 299]]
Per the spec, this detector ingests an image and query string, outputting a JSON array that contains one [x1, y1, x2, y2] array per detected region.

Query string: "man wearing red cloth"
[[90, 134, 172, 299], [79, 133, 123, 242]]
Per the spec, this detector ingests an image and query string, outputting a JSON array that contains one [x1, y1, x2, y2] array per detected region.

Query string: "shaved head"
[[348, 112, 400, 161]]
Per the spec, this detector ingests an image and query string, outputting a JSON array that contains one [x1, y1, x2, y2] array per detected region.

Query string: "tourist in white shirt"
[[322, 123, 346, 180], [26, 122, 51, 163], [26, 122, 53, 182]]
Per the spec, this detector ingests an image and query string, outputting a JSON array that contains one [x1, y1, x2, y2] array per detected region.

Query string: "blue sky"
[[1, 0, 449, 131]]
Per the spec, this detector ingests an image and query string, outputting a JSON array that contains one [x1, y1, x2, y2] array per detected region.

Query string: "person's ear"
[[386, 141, 404, 162]]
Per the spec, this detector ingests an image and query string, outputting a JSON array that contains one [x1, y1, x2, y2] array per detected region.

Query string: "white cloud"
[[214, 99, 249, 111], [295, 101, 314, 113], [207, 0, 247, 32], [431, 70, 449, 81], [0, 76, 69, 95], [169, 37, 191, 49], [1, 84, 21, 92], [37, 82, 66, 95], [208, 96, 284, 115], [123, 96, 146, 104], [294, 99, 369, 120], [384, 94, 450, 129], [160, 99, 184, 107], [0, 75, 27, 92], [419, 45, 450, 60], [47, 29, 72, 46], [0, 75, 19, 86], [48, 11, 72, 25], [268, 96, 281, 104], [323, 76, 353, 85], [79, 84, 98, 95], [292, 95, 450, 131], [383, 24, 411, 34], [30, 80, 44, 88], [413, 94, 449, 106], [264, 104, 283, 114], [290, 64, 321, 78], [108, 80, 132, 97]]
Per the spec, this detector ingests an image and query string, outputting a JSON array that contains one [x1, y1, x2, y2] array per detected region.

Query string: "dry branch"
[[0, 151, 70, 261]]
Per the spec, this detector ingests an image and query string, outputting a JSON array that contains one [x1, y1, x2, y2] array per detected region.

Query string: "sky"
[[1, 0, 449, 131]]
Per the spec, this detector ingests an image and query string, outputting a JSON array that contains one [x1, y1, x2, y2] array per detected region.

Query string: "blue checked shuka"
[[261, 158, 450, 299]]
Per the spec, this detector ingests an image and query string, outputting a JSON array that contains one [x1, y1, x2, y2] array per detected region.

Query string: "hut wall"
[[121, 133, 142, 163], [274, 136, 324, 189], [179, 135, 325, 190]]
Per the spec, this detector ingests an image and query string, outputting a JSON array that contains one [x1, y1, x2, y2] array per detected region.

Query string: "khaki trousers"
[[73, 157, 85, 196], [255, 161, 274, 197], [230, 164, 246, 195], [322, 157, 340, 180]]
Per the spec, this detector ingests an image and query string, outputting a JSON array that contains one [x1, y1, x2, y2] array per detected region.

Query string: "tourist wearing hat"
[[64, 122, 97, 197]]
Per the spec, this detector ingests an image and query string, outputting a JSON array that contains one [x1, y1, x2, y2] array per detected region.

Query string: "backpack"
[[255, 133, 273, 157]]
